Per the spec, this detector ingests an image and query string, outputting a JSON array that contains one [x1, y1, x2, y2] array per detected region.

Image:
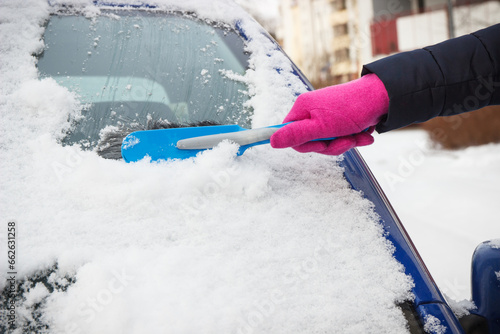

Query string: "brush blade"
[[121, 124, 246, 162]]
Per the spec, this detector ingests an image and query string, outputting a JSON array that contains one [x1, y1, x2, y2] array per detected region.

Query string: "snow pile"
[[234, 0, 280, 33], [48, 0, 251, 23], [423, 315, 447, 334], [444, 296, 476, 319], [487, 239, 500, 249], [0, 0, 48, 95], [1, 1, 414, 333]]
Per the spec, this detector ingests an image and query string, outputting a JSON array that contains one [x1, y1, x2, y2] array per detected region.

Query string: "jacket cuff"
[[361, 49, 445, 133]]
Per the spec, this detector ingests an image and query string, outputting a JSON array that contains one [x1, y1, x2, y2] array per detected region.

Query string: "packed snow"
[[488, 239, 500, 249], [0, 0, 415, 333], [359, 130, 500, 304], [423, 315, 447, 334]]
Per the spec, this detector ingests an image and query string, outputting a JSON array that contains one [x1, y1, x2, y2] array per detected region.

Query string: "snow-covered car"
[[1, 1, 498, 333]]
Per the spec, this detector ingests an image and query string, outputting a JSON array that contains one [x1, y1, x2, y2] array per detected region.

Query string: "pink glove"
[[270, 73, 389, 155]]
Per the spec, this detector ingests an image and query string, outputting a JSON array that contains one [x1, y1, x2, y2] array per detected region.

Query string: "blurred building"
[[277, 0, 500, 87], [278, 0, 372, 86], [278, 0, 335, 84], [372, 0, 500, 55]]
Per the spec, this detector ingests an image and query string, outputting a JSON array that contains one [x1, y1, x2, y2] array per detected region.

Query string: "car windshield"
[[37, 10, 251, 148]]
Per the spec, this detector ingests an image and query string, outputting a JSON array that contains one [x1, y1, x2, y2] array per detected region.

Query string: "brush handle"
[[176, 123, 338, 150], [176, 124, 283, 149]]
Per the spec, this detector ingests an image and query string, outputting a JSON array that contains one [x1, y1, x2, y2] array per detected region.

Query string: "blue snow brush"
[[121, 122, 343, 162], [121, 123, 280, 162]]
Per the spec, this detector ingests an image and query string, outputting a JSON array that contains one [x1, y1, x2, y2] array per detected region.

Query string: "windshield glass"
[[37, 10, 251, 148]]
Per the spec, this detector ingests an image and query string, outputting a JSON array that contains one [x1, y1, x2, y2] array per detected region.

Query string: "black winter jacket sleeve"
[[361, 23, 500, 133]]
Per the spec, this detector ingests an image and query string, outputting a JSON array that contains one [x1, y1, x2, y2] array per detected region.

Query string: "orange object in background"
[[371, 19, 399, 56]]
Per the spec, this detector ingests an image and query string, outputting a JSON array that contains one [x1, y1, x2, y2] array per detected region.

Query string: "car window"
[[37, 10, 252, 149]]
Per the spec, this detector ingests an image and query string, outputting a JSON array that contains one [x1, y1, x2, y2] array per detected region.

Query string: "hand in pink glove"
[[270, 73, 389, 155]]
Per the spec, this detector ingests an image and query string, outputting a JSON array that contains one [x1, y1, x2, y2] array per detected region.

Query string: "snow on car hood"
[[0, 0, 414, 333]]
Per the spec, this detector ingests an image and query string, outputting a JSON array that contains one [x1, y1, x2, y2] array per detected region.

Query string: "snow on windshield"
[[0, 0, 414, 333]]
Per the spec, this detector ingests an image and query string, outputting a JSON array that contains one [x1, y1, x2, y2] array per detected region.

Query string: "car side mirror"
[[460, 240, 500, 334]]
